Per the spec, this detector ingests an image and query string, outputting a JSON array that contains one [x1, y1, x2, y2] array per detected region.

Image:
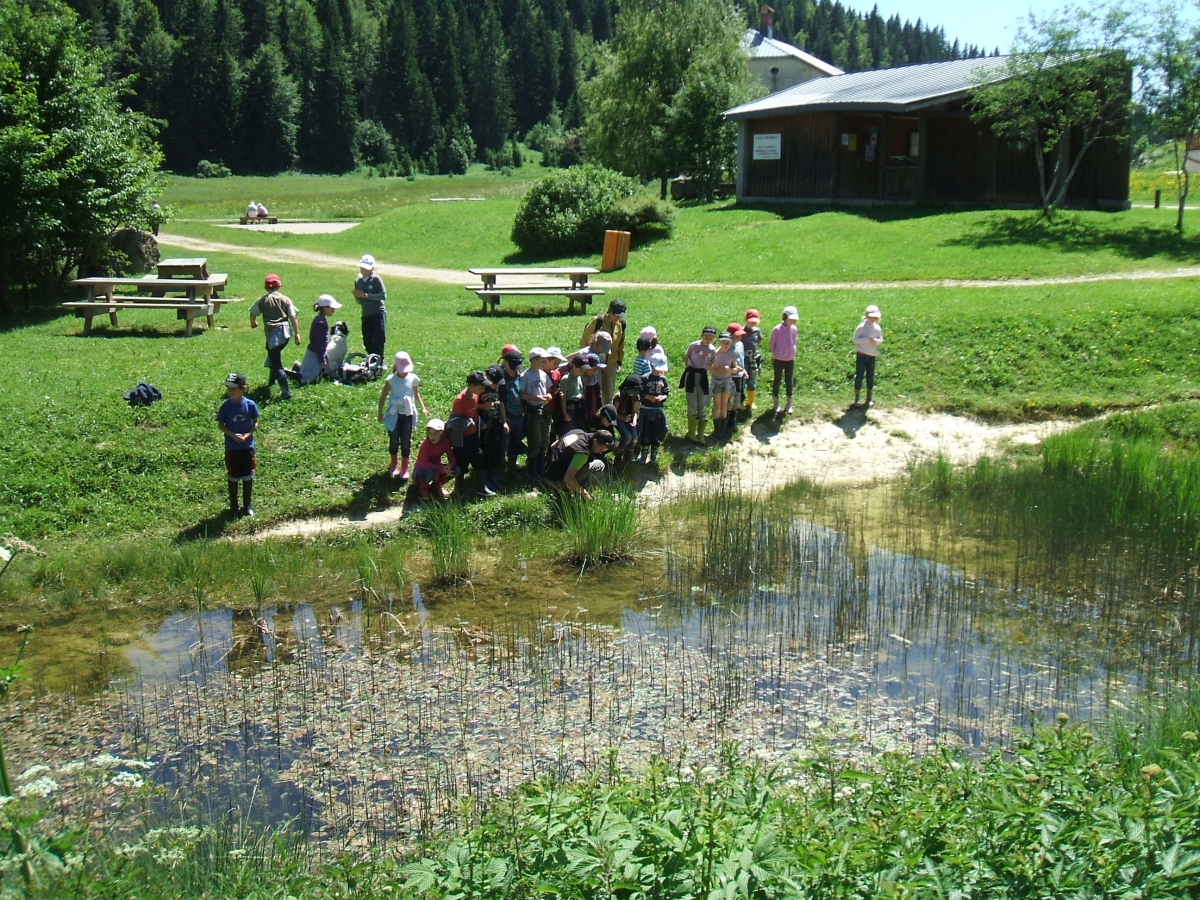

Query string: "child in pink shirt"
[[769, 306, 800, 415]]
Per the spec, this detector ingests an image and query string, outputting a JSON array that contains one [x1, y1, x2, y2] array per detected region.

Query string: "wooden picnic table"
[[65, 273, 237, 336], [156, 258, 209, 279], [467, 266, 602, 314]]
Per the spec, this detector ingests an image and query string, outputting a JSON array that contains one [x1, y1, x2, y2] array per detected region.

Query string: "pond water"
[[103, 505, 1199, 849]]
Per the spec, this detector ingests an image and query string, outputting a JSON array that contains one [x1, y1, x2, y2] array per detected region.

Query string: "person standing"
[[742, 309, 763, 410], [378, 351, 428, 479], [248, 273, 300, 400], [581, 299, 627, 402], [498, 348, 525, 476], [708, 331, 742, 439], [520, 348, 554, 479], [352, 254, 388, 358], [216, 373, 259, 517], [769, 306, 799, 416], [682, 325, 717, 442], [853, 304, 883, 408]]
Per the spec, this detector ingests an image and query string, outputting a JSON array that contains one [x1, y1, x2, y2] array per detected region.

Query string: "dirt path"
[[252, 406, 1070, 539], [158, 231, 1200, 292]]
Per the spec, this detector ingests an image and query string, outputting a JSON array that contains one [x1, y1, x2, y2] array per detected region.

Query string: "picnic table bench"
[[467, 267, 602, 314], [65, 266, 237, 336], [239, 215, 279, 225]]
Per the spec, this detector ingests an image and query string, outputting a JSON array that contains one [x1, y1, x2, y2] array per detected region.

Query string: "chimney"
[[759, 4, 774, 39]]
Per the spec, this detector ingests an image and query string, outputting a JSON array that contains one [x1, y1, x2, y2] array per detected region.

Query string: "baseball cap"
[[503, 350, 523, 365], [591, 330, 612, 353], [501, 343, 520, 357], [745, 308, 761, 322], [608, 299, 627, 316], [466, 370, 488, 387], [783, 305, 799, 321], [598, 404, 619, 426], [718, 331, 732, 342], [528, 346, 547, 360], [315, 294, 342, 309], [427, 418, 445, 432], [393, 351, 413, 375], [358, 254, 376, 270], [264, 273, 281, 289], [727, 323, 745, 337], [640, 326, 657, 340], [225, 372, 247, 388], [583, 352, 606, 369], [701, 324, 717, 336], [865, 304, 881, 319], [545, 346, 565, 361]]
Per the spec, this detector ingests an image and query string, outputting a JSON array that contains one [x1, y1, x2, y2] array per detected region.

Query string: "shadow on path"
[[834, 406, 869, 439]]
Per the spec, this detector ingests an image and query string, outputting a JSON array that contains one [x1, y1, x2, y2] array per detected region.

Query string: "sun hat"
[[865, 304, 881, 319], [745, 308, 761, 322], [640, 325, 657, 340], [426, 418, 445, 432], [701, 324, 717, 336], [264, 273, 281, 289], [393, 351, 413, 375], [590, 330, 613, 353], [358, 254, 376, 270], [225, 372, 247, 388], [783, 305, 799, 321], [528, 346, 547, 360], [315, 293, 342, 310], [727, 322, 745, 337]]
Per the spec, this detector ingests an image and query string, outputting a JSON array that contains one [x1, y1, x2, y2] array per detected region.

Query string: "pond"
[[96, 484, 1200, 850]]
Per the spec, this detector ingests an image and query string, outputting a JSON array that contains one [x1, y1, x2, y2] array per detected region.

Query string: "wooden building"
[[723, 57, 1130, 208]]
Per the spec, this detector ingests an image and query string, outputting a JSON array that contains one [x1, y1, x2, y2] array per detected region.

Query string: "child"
[[742, 309, 763, 410], [853, 304, 883, 408], [448, 370, 487, 496], [352, 253, 387, 358], [640, 326, 669, 374], [413, 419, 456, 500], [769, 306, 799, 415], [632, 335, 653, 380], [378, 351, 428, 480], [639, 361, 669, 463], [476, 390, 506, 495], [520, 348, 554, 479], [682, 325, 717, 442], [498, 347, 525, 476], [216, 373, 259, 517], [708, 331, 742, 438], [726, 322, 747, 430], [296, 294, 341, 385], [613, 375, 641, 463], [559, 354, 590, 433]]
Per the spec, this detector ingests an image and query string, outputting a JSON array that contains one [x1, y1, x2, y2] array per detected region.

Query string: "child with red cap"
[[248, 274, 300, 400]]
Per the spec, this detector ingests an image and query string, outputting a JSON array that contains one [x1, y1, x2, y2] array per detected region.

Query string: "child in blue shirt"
[[216, 373, 260, 517]]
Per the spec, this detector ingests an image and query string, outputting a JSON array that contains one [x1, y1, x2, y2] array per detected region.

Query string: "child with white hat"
[[852, 305, 883, 408], [769, 306, 800, 415], [352, 253, 388, 358], [296, 294, 342, 385]]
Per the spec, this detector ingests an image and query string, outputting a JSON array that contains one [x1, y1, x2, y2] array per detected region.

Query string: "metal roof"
[[742, 29, 843, 77], [724, 55, 1011, 119]]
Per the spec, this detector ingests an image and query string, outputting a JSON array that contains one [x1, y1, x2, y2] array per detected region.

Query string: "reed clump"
[[555, 484, 643, 568], [422, 503, 475, 584]]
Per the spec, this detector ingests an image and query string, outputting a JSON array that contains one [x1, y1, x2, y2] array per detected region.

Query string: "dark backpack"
[[123, 382, 162, 407]]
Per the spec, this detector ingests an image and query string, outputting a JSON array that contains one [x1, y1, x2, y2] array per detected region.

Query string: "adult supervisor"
[[581, 299, 627, 403], [248, 273, 300, 400], [542, 429, 615, 501], [352, 253, 388, 358]]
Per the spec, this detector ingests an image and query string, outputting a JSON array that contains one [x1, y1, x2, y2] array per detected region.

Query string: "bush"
[[512, 166, 673, 255], [354, 119, 397, 169], [437, 126, 474, 176], [195, 159, 231, 178]]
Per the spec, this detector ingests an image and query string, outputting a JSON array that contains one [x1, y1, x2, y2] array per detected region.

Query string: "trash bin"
[[601, 230, 631, 272]]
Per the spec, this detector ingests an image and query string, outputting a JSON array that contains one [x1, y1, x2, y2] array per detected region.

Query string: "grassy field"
[[161, 169, 1200, 283]]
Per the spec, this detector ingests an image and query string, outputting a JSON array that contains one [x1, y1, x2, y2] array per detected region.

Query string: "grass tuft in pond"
[[423, 502, 475, 585], [555, 483, 643, 568]]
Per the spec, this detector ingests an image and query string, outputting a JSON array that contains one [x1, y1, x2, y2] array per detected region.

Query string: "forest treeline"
[[64, 0, 988, 175]]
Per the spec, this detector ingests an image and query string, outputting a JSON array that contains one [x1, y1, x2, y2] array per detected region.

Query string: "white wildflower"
[[111, 771, 144, 790], [58, 761, 85, 774], [227, 848, 247, 859], [90, 753, 123, 769], [17, 777, 58, 799], [16, 765, 51, 782]]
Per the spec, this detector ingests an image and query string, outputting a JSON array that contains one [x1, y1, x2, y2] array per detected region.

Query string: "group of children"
[[216, 295, 884, 514]]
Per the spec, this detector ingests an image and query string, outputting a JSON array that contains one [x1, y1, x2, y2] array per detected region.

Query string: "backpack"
[[340, 353, 383, 384], [123, 382, 162, 407]]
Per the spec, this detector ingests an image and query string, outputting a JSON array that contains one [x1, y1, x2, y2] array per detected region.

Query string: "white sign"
[[753, 133, 782, 160], [1186, 148, 1200, 175]]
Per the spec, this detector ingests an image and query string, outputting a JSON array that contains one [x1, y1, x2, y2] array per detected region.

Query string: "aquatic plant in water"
[[556, 484, 642, 568]]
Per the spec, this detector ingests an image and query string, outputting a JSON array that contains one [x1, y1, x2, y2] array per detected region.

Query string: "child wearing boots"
[[638, 360, 669, 463], [612, 375, 641, 463], [742, 309, 763, 410], [216, 373, 259, 517], [378, 351, 428, 480], [476, 390, 506, 496], [708, 331, 742, 439], [413, 419, 456, 500], [853, 304, 883, 408], [769, 306, 800, 415]]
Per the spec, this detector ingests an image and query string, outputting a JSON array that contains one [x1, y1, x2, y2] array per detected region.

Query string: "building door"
[[836, 115, 882, 200]]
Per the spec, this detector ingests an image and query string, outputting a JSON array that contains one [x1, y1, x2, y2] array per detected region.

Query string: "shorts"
[[225, 448, 256, 482], [710, 377, 734, 394]]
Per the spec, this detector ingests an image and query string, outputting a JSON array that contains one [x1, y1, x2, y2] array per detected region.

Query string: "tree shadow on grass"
[[457, 304, 590, 319], [704, 201, 958, 223], [500, 229, 674, 266], [68, 324, 198, 339], [944, 213, 1200, 263]]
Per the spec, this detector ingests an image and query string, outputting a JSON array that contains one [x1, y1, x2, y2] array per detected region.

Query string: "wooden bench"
[[239, 216, 279, 225], [73, 274, 228, 302], [467, 267, 602, 315], [62, 301, 215, 337]]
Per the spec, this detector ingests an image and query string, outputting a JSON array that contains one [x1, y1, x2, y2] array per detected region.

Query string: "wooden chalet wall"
[[740, 104, 1129, 208]]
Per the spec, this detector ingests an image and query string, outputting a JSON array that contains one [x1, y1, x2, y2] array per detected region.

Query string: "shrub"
[[354, 119, 397, 168], [195, 159, 231, 178], [512, 166, 673, 255]]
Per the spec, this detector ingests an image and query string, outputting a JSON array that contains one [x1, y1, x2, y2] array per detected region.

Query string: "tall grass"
[[555, 484, 643, 569], [423, 503, 474, 584]]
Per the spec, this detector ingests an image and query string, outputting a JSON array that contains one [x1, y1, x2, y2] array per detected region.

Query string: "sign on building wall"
[[752, 134, 782, 160]]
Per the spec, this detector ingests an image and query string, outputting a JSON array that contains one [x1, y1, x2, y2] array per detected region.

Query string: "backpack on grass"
[[340, 353, 383, 384]]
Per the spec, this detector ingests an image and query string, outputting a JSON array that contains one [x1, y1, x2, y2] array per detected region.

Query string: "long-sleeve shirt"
[[415, 436, 455, 472], [307, 315, 329, 357], [354, 274, 387, 316], [853, 320, 883, 356], [769, 322, 798, 361]]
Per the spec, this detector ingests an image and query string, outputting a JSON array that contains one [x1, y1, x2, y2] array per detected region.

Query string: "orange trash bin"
[[601, 230, 631, 272]]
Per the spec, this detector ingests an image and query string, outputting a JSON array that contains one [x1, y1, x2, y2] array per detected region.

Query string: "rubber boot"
[[712, 417, 722, 439], [695, 418, 707, 443], [746, 389, 756, 411], [276, 370, 291, 400], [388, 453, 399, 477], [228, 481, 240, 516], [727, 411, 736, 433], [399, 456, 410, 481], [771, 395, 781, 415], [685, 418, 695, 442], [784, 397, 793, 415], [241, 480, 254, 517], [649, 445, 659, 463]]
